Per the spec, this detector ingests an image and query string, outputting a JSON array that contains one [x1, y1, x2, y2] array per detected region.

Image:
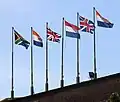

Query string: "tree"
[[107, 92, 120, 102]]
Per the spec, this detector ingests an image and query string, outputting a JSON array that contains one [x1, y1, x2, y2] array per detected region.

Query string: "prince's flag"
[[96, 10, 113, 28], [65, 20, 80, 39], [32, 29, 43, 47]]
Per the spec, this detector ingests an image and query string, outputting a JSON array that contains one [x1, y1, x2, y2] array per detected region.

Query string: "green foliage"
[[107, 92, 120, 102]]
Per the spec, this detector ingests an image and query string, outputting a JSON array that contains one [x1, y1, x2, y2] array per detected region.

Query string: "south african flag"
[[14, 30, 30, 49]]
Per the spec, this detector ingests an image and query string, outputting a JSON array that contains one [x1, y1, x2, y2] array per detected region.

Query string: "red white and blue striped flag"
[[65, 20, 80, 39]]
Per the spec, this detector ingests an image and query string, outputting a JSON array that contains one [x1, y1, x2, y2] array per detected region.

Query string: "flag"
[[96, 10, 113, 28], [47, 28, 61, 43], [32, 29, 43, 47], [79, 16, 95, 34], [14, 30, 30, 49], [65, 20, 80, 39]]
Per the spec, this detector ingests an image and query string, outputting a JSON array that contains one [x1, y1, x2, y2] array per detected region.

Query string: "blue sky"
[[0, 0, 119, 100]]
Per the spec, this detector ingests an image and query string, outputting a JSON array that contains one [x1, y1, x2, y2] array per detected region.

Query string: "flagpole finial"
[[12, 27, 14, 29], [46, 22, 48, 29], [77, 12, 79, 22]]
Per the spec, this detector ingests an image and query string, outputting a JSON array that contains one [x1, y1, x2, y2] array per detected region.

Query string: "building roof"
[[0, 97, 22, 102], [11, 72, 120, 102]]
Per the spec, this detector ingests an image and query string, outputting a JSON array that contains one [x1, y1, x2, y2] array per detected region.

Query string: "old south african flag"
[[14, 30, 30, 49]]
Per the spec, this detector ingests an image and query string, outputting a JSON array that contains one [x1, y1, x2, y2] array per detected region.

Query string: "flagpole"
[[45, 22, 49, 91], [93, 7, 97, 79], [30, 27, 34, 95], [11, 27, 14, 99], [60, 17, 64, 88], [76, 12, 80, 83]]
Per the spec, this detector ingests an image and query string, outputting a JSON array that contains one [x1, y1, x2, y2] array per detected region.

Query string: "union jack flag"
[[47, 28, 61, 43], [79, 16, 95, 34]]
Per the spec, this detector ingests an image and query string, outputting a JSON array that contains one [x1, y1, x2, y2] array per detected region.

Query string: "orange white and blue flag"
[[32, 29, 43, 47], [96, 10, 113, 28]]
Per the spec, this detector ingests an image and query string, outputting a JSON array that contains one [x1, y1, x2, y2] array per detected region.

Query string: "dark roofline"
[[12, 72, 120, 101], [0, 97, 22, 102]]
